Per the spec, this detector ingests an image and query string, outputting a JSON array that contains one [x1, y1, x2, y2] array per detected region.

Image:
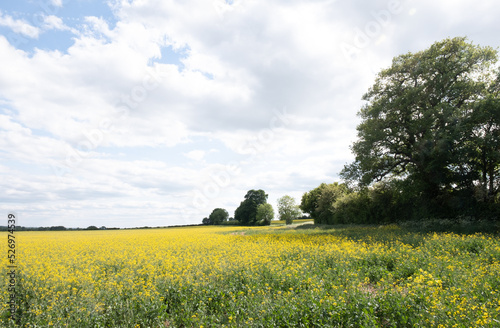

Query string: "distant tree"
[[277, 195, 302, 225], [301, 182, 349, 224], [234, 189, 268, 225], [49, 226, 67, 231], [316, 183, 350, 224], [202, 217, 210, 225], [300, 183, 327, 219], [256, 203, 274, 226], [209, 208, 229, 225], [86, 226, 98, 230]]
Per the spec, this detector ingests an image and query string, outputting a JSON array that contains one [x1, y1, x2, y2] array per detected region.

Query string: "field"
[[2, 224, 500, 327]]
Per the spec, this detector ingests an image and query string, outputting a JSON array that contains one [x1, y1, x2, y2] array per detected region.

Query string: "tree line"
[[201, 190, 303, 226], [0, 226, 119, 231], [204, 37, 500, 226], [304, 37, 500, 224]]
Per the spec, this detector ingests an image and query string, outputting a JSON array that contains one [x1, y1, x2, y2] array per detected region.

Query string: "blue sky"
[[1, 0, 114, 52], [1, 0, 500, 228]]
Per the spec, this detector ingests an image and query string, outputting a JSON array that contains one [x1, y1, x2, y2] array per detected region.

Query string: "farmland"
[[2, 224, 500, 327]]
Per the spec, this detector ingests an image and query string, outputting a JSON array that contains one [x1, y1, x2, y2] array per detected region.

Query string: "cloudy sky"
[[1, 0, 499, 228]]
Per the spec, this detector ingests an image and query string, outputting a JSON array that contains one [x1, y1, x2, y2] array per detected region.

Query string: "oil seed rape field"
[[2, 225, 500, 327]]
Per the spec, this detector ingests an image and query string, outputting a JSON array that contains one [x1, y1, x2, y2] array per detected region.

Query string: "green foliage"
[[300, 183, 326, 218], [277, 195, 302, 225], [300, 183, 350, 224], [341, 37, 500, 221], [399, 218, 500, 234], [202, 209, 230, 225], [234, 189, 268, 225], [465, 93, 500, 202], [219, 220, 241, 226], [316, 183, 350, 224], [210, 208, 229, 225], [333, 190, 371, 224], [256, 203, 274, 226]]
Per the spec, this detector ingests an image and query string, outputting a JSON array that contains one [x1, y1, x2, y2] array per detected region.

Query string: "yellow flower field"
[[1, 225, 500, 327]]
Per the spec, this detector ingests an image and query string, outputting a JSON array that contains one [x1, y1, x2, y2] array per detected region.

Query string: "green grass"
[[271, 218, 313, 225]]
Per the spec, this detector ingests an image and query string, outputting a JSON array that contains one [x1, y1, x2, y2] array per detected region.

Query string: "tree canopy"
[[256, 203, 274, 226], [277, 195, 302, 225], [300, 183, 350, 224], [341, 37, 500, 215], [202, 208, 229, 225], [210, 208, 229, 225], [234, 189, 268, 225]]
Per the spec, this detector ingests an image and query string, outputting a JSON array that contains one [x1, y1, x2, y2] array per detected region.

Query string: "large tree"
[[234, 189, 268, 225], [341, 37, 499, 205], [465, 78, 500, 201]]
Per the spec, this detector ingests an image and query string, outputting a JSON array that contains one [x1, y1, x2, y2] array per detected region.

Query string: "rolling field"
[[2, 225, 500, 327]]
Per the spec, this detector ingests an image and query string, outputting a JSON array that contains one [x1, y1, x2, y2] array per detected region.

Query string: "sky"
[[1, 0, 499, 228]]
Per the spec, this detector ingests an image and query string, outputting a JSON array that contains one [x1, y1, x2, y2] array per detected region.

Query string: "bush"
[[333, 191, 371, 224], [219, 220, 241, 226]]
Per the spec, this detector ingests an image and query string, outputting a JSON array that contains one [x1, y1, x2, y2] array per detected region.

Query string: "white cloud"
[[0, 10, 40, 38], [51, 0, 63, 7], [83, 16, 113, 38], [1, 0, 500, 227], [184, 150, 206, 161], [42, 15, 69, 31]]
